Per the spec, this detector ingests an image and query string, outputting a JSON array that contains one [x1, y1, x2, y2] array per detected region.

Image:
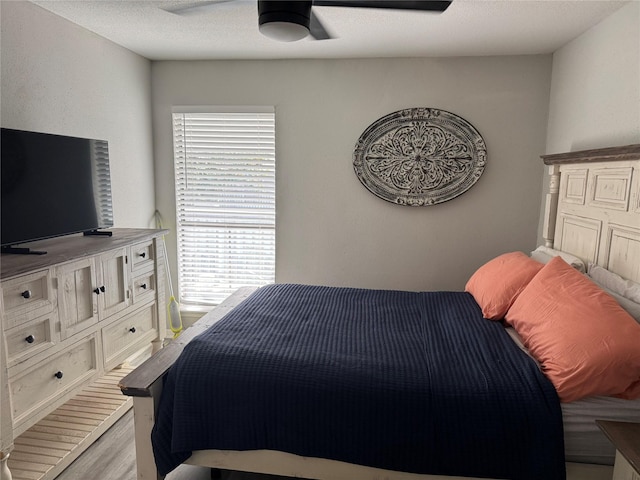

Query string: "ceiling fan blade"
[[309, 11, 332, 40], [312, 0, 452, 12], [164, 0, 236, 16]]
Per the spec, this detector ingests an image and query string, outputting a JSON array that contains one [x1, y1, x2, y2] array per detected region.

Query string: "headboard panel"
[[541, 144, 640, 283]]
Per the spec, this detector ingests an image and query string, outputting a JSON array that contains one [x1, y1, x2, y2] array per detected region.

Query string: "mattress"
[[505, 326, 640, 465], [152, 284, 565, 479]]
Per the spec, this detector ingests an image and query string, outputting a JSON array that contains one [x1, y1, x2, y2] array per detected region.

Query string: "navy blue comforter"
[[152, 284, 565, 479]]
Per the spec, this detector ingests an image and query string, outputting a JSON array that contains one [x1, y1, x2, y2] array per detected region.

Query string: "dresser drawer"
[[6, 312, 57, 367], [102, 304, 157, 368], [2, 269, 54, 330], [10, 336, 98, 426], [132, 270, 157, 305], [131, 240, 156, 272]]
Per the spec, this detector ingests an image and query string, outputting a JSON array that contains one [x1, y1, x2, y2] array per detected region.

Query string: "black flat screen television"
[[1, 128, 114, 253]]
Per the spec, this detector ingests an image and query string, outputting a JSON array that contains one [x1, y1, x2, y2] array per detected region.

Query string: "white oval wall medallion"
[[353, 108, 487, 206]]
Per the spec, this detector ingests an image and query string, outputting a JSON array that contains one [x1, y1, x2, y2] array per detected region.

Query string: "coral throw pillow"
[[505, 256, 640, 402], [465, 251, 544, 320]]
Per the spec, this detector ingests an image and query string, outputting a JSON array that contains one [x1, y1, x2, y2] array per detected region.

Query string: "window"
[[172, 109, 275, 307]]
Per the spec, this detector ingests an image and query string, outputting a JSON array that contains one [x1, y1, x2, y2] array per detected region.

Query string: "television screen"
[[1, 128, 113, 248]]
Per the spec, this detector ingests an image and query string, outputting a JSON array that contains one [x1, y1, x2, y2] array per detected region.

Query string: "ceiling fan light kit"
[[168, 0, 453, 42], [259, 21, 309, 42], [258, 1, 312, 41]]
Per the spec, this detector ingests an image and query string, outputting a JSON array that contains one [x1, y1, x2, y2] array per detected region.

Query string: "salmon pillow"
[[505, 256, 640, 402], [465, 252, 544, 320]]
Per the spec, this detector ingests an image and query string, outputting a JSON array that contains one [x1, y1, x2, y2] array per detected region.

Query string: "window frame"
[[172, 106, 276, 308]]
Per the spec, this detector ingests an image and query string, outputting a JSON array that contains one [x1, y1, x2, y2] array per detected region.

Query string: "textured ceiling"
[[31, 0, 628, 61]]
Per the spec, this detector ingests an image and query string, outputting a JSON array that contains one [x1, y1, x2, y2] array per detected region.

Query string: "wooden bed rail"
[[118, 287, 257, 480], [119, 286, 257, 397]]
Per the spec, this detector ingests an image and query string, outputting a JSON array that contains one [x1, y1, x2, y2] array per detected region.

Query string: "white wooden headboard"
[[541, 144, 640, 283]]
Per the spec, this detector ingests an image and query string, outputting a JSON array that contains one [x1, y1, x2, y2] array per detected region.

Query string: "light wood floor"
[[54, 409, 285, 480]]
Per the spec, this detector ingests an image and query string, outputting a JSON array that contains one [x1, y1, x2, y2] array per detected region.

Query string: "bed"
[[120, 144, 640, 480]]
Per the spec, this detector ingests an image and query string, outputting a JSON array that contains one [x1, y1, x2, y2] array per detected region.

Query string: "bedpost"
[[120, 287, 257, 480], [132, 382, 164, 480], [542, 164, 561, 248]]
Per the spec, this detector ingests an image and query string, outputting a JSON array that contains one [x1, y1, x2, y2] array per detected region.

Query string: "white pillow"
[[530, 246, 586, 273], [587, 263, 640, 303], [587, 278, 640, 324], [607, 290, 640, 324]]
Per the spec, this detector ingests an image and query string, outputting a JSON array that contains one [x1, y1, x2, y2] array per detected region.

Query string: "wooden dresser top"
[[1, 228, 168, 280]]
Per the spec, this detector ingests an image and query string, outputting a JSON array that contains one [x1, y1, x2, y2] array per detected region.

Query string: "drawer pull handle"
[[94, 288, 101, 295], [25, 335, 35, 344], [100, 286, 105, 292], [21, 290, 32, 299], [140, 283, 147, 290], [54, 371, 63, 379], [139, 252, 146, 258], [129, 327, 136, 333]]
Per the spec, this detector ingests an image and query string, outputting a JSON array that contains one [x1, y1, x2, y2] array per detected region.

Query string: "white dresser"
[[0, 228, 167, 480]]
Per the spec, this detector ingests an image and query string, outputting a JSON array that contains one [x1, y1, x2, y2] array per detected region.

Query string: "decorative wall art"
[[353, 108, 487, 206]]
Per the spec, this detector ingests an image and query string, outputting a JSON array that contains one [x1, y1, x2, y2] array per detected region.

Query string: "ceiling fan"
[[165, 0, 452, 42]]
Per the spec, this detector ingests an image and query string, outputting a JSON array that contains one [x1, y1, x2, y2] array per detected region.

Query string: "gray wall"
[[0, 2, 156, 229], [152, 56, 553, 294], [546, 1, 640, 154], [537, 1, 640, 244]]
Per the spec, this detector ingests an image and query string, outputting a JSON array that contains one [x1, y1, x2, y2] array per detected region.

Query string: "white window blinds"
[[173, 110, 275, 307]]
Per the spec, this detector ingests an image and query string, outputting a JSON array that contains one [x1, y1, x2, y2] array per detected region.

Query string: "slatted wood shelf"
[[8, 367, 134, 480]]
